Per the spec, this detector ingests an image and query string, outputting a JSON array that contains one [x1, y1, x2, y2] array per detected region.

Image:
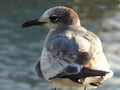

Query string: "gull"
[[22, 6, 113, 90]]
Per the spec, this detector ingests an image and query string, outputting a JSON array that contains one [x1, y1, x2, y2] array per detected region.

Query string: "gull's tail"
[[59, 67, 109, 83]]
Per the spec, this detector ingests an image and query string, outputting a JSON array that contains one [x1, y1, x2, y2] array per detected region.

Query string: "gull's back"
[[37, 25, 113, 89]]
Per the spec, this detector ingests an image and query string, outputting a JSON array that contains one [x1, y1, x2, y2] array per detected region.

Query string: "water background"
[[0, 0, 120, 90]]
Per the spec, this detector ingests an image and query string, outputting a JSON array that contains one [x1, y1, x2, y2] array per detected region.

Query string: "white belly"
[[49, 77, 103, 89]]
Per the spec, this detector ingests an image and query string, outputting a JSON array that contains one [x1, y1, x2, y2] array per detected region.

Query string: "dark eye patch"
[[49, 14, 58, 22]]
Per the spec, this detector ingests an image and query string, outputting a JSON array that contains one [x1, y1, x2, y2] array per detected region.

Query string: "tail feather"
[[81, 67, 109, 77], [59, 67, 109, 83]]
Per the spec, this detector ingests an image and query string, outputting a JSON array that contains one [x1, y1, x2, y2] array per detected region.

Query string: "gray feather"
[[37, 25, 113, 82], [40, 26, 94, 79], [35, 60, 45, 80]]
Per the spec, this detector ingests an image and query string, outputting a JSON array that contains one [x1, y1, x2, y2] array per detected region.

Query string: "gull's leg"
[[84, 87, 87, 90], [51, 87, 57, 90], [54, 87, 66, 90]]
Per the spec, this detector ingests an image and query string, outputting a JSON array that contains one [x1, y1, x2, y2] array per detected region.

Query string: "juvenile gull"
[[22, 6, 113, 90]]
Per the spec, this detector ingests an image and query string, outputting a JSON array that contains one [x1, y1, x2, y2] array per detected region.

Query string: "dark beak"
[[22, 19, 46, 28]]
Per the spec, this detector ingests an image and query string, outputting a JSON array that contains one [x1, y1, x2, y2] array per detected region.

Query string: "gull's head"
[[22, 6, 80, 30]]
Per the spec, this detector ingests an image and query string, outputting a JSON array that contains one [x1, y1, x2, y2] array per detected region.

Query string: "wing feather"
[[37, 26, 112, 83], [45, 31, 92, 79]]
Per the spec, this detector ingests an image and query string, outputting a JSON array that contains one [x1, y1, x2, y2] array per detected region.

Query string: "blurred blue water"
[[0, 0, 120, 90]]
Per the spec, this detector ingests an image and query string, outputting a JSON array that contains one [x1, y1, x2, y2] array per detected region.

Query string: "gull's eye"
[[49, 14, 58, 22]]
